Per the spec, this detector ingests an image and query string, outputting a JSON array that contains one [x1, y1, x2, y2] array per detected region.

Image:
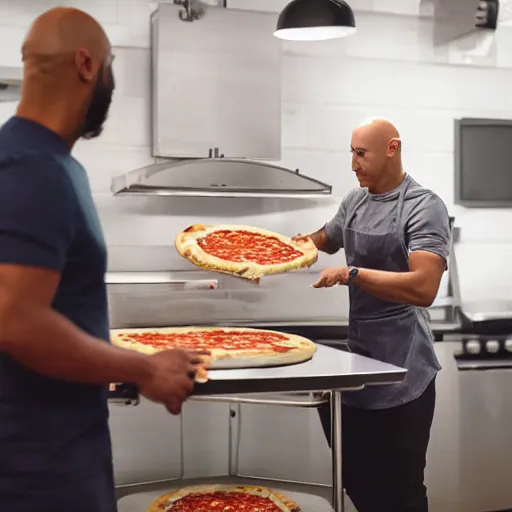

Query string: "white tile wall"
[[1, 0, 511, 302]]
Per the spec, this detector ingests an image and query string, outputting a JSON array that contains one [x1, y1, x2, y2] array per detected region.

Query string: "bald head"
[[354, 117, 401, 149], [350, 117, 404, 193], [22, 7, 109, 74], [17, 7, 115, 144]]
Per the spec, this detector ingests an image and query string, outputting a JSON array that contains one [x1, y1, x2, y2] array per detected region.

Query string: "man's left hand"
[[313, 267, 349, 288]]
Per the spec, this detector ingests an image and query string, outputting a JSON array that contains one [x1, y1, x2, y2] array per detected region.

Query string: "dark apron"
[[342, 176, 439, 408]]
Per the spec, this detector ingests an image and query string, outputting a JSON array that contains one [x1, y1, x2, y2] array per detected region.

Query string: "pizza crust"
[[111, 326, 316, 370], [146, 484, 301, 511], [175, 224, 318, 280]]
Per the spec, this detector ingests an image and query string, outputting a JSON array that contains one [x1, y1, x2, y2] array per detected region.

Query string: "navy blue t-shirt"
[[0, 117, 111, 488]]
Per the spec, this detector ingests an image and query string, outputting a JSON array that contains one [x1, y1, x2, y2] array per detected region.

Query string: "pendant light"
[[274, 0, 356, 41]]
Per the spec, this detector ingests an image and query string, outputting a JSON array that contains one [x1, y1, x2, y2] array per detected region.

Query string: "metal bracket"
[[190, 392, 330, 408], [173, 0, 204, 22]]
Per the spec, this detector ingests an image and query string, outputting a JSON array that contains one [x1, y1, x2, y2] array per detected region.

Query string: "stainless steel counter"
[[195, 344, 406, 396]]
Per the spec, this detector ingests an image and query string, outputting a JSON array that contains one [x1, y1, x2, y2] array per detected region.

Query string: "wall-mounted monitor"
[[454, 118, 512, 207]]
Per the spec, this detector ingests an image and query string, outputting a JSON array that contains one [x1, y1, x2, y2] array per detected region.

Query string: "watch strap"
[[348, 266, 359, 283]]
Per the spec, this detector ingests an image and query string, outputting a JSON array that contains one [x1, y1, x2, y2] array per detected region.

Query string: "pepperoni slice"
[[170, 491, 282, 511], [197, 230, 303, 265], [120, 330, 294, 353]]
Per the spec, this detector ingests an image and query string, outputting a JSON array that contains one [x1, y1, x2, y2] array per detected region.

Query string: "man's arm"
[[352, 251, 446, 307], [303, 228, 338, 254], [0, 156, 157, 384], [352, 193, 451, 307], [298, 191, 357, 254], [0, 264, 155, 384]]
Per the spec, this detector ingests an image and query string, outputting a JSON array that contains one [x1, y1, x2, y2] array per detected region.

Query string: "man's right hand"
[[292, 234, 311, 243], [292, 229, 336, 255], [138, 349, 208, 415]]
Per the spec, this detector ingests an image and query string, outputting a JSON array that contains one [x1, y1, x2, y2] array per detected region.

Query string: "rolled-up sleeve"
[[0, 155, 76, 271], [407, 193, 451, 262]]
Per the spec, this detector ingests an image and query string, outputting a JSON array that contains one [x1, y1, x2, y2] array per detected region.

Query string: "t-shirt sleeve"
[[323, 189, 359, 252], [0, 155, 76, 271], [406, 193, 451, 262]]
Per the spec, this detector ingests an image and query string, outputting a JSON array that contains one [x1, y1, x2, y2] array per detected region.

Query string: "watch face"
[[349, 267, 358, 278]]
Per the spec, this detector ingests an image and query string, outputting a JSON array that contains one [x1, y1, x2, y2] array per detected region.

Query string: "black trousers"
[[318, 378, 436, 512]]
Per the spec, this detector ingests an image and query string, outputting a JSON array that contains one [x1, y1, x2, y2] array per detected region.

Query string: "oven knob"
[[505, 339, 512, 353], [486, 340, 500, 354], [466, 340, 481, 354]]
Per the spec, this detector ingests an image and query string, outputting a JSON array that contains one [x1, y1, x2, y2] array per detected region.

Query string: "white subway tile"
[[92, 94, 150, 147], [73, 143, 154, 193]]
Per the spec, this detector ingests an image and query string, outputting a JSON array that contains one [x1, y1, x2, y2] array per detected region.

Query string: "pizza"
[[111, 326, 316, 380], [174, 224, 317, 281], [146, 484, 300, 511]]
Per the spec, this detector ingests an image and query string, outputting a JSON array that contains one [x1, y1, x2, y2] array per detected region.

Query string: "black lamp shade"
[[275, 0, 356, 41]]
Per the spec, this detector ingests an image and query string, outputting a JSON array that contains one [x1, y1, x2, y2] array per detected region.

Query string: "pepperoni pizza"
[[111, 326, 316, 382], [146, 484, 300, 512], [174, 224, 318, 281]]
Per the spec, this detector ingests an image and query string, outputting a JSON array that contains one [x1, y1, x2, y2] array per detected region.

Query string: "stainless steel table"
[[113, 344, 406, 512], [193, 344, 405, 512]]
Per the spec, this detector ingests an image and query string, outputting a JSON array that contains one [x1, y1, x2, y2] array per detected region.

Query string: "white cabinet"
[[151, 4, 281, 160]]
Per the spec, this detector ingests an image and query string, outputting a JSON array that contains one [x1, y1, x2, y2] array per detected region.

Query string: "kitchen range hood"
[[111, 2, 333, 200], [111, 157, 332, 198]]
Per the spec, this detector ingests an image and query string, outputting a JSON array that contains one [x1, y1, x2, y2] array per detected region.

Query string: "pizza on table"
[[146, 484, 301, 511], [111, 327, 317, 382], [174, 224, 318, 281]]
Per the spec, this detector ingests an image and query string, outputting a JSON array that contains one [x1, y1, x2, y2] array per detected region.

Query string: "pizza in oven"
[[146, 484, 301, 511], [174, 224, 318, 281], [111, 326, 316, 380]]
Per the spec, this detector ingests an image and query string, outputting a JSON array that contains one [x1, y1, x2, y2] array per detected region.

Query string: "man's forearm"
[[353, 268, 434, 307], [309, 229, 337, 254], [0, 306, 153, 385]]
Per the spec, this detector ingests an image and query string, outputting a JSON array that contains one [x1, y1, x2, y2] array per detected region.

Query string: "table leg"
[[331, 390, 343, 512]]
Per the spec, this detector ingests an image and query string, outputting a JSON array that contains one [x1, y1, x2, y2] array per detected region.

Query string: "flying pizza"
[[146, 484, 301, 511], [174, 224, 318, 281], [111, 326, 316, 382]]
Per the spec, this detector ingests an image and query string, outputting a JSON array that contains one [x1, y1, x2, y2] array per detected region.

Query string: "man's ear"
[[389, 138, 401, 154], [75, 48, 95, 83]]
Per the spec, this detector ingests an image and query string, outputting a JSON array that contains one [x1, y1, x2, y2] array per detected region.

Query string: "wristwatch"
[[347, 266, 359, 283]]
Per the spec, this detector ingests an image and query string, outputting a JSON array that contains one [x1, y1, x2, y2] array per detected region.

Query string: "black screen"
[[457, 123, 512, 204]]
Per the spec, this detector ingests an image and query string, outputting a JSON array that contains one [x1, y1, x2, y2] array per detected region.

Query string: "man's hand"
[[292, 234, 311, 243], [292, 230, 337, 255], [138, 349, 209, 415], [292, 234, 319, 264], [313, 267, 349, 288]]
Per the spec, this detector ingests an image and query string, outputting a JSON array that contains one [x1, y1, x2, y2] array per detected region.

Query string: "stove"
[[456, 335, 512, 370]]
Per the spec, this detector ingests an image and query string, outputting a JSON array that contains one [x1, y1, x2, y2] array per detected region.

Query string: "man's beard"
[[80, 65, 114, 140]]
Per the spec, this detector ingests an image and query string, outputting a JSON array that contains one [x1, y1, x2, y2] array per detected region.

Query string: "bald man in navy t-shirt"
[[0, 8, 205, 511]]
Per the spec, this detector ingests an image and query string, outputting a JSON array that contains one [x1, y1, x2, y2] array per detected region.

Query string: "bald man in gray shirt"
[[296, 118, 451, 512]]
